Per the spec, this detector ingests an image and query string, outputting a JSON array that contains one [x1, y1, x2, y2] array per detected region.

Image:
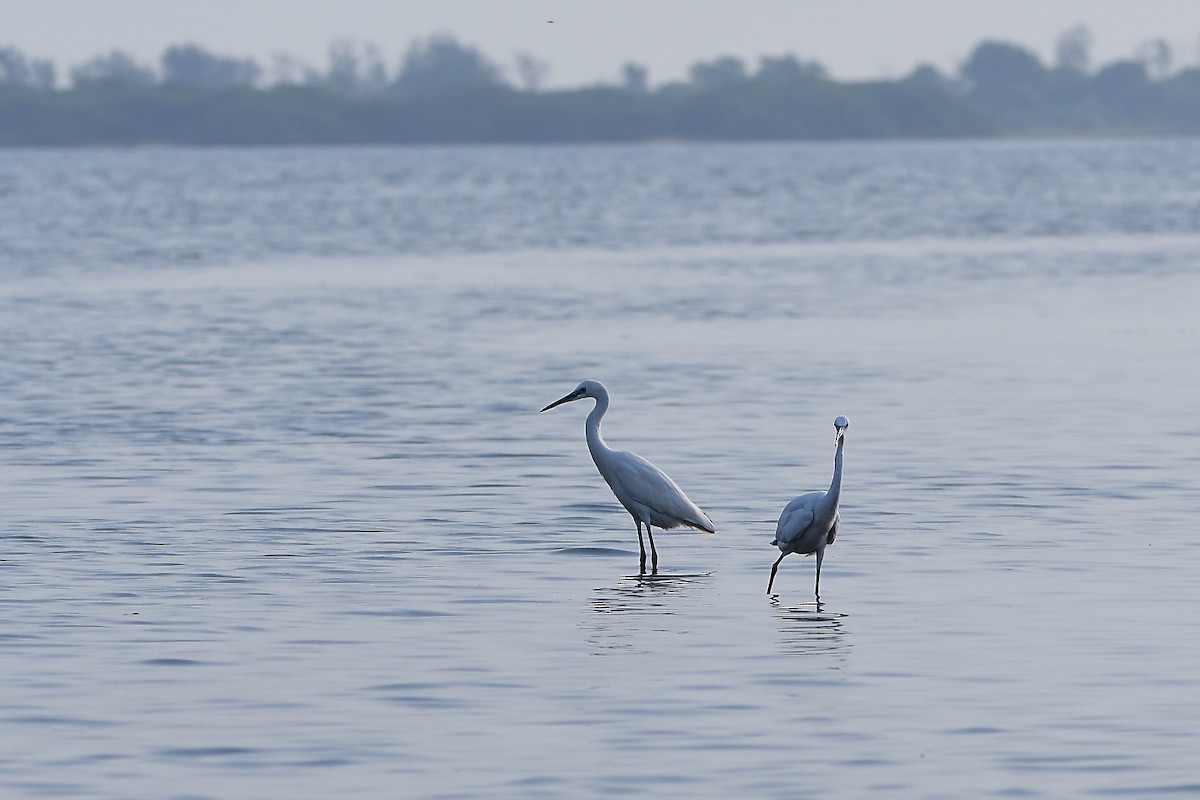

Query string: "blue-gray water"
[[2, 141, 1199, 798]]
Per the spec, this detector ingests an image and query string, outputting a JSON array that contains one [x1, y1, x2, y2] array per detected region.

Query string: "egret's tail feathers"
[[673, 504, 715, 533]]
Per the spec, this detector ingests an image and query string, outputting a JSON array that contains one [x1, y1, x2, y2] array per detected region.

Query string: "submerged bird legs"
[[636, 519, 658, 575]]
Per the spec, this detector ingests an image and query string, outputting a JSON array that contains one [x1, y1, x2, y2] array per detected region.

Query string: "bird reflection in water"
[[770, 596, 850, 659], [591, 572, 711, 615], [584, 573, 711, 653]]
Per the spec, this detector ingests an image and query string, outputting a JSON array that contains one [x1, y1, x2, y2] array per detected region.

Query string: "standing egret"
[[541, 380, 715, 574], [768, 416, 849, 598]]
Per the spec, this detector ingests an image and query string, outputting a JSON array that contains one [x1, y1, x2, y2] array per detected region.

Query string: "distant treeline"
[[1, 31, 1199, 145]]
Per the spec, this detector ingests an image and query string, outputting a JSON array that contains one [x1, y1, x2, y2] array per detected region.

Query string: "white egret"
[[768, 416, 849, 598], [541, 380, 715, 574]]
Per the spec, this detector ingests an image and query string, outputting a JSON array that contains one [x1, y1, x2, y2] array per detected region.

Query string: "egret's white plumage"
[[541, 380, 715, 574], [768, 416, 849, 598]]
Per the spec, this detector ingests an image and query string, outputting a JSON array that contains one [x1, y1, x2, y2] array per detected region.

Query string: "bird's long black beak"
[[540, 389, 583, 412]]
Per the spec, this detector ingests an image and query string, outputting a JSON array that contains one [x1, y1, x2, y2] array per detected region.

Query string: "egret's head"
[[834, 415, 849, 443], [541, 380, 606, 412]]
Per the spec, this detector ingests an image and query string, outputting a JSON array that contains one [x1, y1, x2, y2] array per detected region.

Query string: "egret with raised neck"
[[768, 416, 849, 598]]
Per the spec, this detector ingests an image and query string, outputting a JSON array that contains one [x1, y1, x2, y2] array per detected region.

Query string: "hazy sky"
[[3, 0, 1199, 86]]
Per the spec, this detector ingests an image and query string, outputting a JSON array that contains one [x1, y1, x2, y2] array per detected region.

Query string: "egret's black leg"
[[814, 547, 825, 600], [767, 552, 787, 594], [646, 526, 658, 575], [636, 520, 647, 575]]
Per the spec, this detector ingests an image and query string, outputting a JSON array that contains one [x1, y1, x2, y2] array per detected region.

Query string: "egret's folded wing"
[[618, 451, 715, 532], [775, 499, 816, 547]]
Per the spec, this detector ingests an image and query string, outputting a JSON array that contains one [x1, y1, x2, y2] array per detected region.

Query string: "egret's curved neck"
[[824, 436, 845, 508], [584, 391, 611, 461]]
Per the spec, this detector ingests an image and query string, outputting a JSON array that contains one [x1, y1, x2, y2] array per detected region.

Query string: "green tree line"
[[1, 31, 1198, 146]]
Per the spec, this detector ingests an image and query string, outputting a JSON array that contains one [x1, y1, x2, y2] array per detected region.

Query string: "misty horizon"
[[4, 27, 1200, 146], [1, 24, 1196, 93]]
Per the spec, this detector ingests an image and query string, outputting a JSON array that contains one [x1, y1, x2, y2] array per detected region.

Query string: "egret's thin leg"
[[636, 520, 647, 575], [814, 547, 825, 600], [767, 552, 787, 594], [646, 526, 658, 575]]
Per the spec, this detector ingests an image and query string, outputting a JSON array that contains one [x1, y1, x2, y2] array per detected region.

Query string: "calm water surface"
[[1, 141, 1199, 798]]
